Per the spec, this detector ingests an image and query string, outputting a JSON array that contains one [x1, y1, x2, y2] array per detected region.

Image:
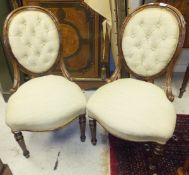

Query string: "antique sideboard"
[[9, 0, 110, 89]]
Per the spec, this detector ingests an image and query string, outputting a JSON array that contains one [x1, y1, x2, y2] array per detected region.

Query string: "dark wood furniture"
[[9, 0, 110, 90], [0, 159, 12, 175], [156, 0, 189, 97]]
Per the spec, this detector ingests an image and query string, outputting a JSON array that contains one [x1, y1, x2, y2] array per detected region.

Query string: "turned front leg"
[[79, 114, 86, 142], [89, 119, 97, 145], [12, 131, 30, 158]]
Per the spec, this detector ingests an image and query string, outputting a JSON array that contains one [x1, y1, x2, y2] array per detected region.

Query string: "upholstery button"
[[151, 45, 157, 51], [131, 52, 134, 57], [44, 58, 50, 63], [15, 30, 22, 37], [135, 42, 141, 49], [18, 33, 23, 37], [44, 25, 49, 32], [21, 19, 26, 25], [162, 36, 166, 40], [26, 41, 31, 47], [131, 31, 136, 38], [41, 39, 47, 47], [140, 20, 144, 26], [35, 50, 40, 56], [48, 48, 53, 53], [37, 16, 41, 23], [23, 53, 28, 59], [146, 35, 149, 39], [156, 21, 161, 28], [42, 38, 47, 43], [31, 28, 36, 35], [29, 60, 36, 66]]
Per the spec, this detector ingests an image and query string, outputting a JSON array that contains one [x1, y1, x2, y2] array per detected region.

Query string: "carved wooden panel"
[[19, 0, 109, 89], [156, 0, 189, 48]]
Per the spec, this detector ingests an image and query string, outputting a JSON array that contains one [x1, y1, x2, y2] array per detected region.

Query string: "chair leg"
[[149, 143, 164, 172], [179, 64, 189, 98], [89, 119, 97, 145], [12, 131, 30, 158], [79, 114, 86, 142]]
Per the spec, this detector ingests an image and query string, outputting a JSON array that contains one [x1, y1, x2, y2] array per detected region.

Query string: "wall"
[[0, 0, 12, 93]]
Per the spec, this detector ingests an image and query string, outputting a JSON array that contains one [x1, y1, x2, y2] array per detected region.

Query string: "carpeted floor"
[[110, 114, 189, 175]]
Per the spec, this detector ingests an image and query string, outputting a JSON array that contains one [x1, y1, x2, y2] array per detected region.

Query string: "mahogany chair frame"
[[89, 2, 186, 172], [3, 6, 86, 158]]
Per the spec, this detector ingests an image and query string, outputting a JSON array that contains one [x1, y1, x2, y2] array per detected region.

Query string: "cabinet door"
[[22, 0, 108, 89], [156, 0, 189, 48]]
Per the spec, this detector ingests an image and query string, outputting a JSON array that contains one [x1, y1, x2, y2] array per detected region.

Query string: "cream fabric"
[[87, 79, 176, 144], [122, 8, 179, 76], [6, 75, 86, 131], [8, 11, 59, 73]]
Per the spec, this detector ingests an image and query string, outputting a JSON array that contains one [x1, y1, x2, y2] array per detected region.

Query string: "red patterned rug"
[[110, 114, 189, 175]]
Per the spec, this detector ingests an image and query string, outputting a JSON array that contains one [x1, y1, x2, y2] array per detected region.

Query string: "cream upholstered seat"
[[6, 75, 86, 131], [87, 78, 176, 144], [87, 3, 185, 170], [3, 6, 87, 158]]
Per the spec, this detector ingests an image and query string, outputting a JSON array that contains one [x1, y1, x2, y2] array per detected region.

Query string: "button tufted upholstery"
[[8, 11, 59, 73], [122, 8, 179, 76]]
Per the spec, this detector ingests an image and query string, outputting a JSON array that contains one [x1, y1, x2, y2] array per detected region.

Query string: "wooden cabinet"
[[13, 0, 110, 89], [156, 0, 189, 48]]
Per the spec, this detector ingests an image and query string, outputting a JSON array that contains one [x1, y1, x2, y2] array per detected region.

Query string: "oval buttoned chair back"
[[3, 6, 68, 77], [119, 3, 185, 81]]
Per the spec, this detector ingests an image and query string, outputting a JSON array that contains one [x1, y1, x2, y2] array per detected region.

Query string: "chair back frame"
[[107, 3, 185, 101], [3, 6, 72, 92], [119, 3, 185, 81]]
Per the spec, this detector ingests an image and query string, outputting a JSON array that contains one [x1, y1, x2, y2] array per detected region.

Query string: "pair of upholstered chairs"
[[3, 3, 185, 171]]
